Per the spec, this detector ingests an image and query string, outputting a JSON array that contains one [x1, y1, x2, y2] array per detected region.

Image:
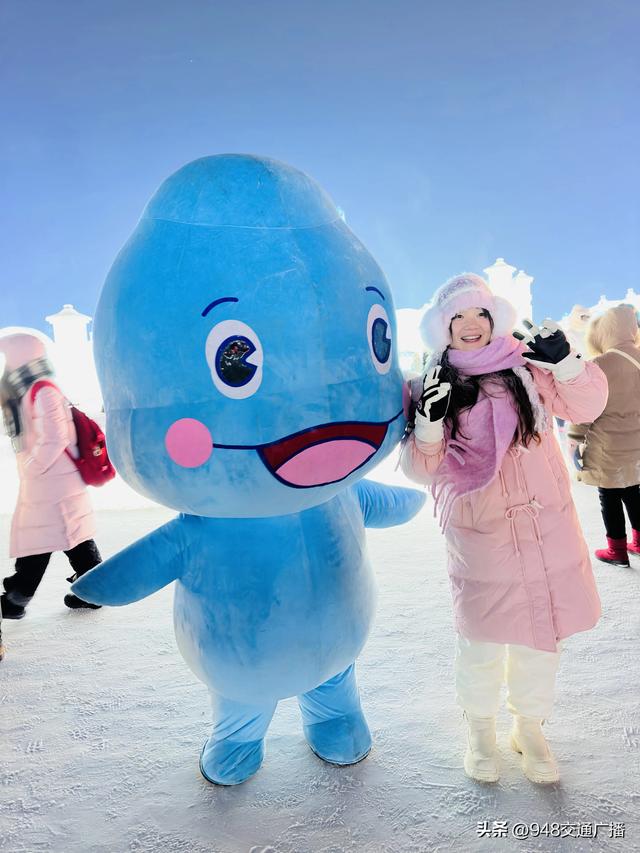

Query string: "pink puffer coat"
[[401, 362, 608, 652], [2, 333, 96, 559], [10, 384, 96, 558]]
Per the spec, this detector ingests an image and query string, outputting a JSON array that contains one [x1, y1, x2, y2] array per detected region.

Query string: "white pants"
[[455, 635, 563, 719]]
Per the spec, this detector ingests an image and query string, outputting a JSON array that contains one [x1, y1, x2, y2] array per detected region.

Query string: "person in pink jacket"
[[0, 332, 102, 620], [401, 274, 608, 785]]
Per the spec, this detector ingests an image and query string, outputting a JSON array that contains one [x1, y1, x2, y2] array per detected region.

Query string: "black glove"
[[416, 366, 452, 422], [513, 319, 570, 365]]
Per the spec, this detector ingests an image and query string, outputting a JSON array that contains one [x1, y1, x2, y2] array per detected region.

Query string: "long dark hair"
[[439, 314, 540, 447]]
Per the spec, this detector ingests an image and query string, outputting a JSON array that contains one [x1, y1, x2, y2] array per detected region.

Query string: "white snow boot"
[[463, 713, 499, 783], [511, 716, 559, 784]]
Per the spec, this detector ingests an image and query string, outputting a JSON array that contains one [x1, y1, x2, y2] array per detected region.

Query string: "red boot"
[[595, 537, 630, 567], [627, 529, 640, 556]]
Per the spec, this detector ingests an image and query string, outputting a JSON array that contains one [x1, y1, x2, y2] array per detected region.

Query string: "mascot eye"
[[367, 304, 392, 374], [217, 336, 256, 386], [205, 320, 263, 399]]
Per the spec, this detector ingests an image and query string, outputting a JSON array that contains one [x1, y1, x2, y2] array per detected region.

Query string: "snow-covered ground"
[[1, 453, 639, 853]]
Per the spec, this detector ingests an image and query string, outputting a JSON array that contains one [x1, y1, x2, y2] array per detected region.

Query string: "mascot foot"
[[298, 663, 371, 765], [199, 736, 265, 786], [202, 693, 276, 785], [303, 710, 371, 765]]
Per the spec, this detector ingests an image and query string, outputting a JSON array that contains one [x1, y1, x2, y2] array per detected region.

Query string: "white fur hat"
[[420, 273, 517, 354]]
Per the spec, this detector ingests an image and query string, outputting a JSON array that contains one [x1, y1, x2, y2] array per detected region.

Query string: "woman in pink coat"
[[401, 274, 608, 785], [0, 332, 102, 620]]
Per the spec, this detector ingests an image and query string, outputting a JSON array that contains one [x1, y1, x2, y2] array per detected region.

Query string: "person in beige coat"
[[568, 304, 640, 567]]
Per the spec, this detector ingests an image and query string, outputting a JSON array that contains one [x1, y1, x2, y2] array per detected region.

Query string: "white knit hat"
[[420, 273, 517, 354]]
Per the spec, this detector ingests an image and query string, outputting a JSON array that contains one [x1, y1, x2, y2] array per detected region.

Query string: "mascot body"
[[73, 155, 425, 784]]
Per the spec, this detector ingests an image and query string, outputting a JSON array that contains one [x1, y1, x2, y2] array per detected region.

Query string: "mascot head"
[[95, 155, 405, 516]]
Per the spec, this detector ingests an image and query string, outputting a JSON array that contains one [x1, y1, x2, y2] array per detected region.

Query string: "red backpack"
[[30, 380, 116, 487]]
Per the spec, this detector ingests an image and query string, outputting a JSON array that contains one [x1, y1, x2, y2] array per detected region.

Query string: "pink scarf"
[[432, 335, 540, 528]]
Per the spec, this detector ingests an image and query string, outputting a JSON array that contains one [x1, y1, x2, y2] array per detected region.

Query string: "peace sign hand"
[[513, 318, 585, 382], [513, 318, 570, 365]]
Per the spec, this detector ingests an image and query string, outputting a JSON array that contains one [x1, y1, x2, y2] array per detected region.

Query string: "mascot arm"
[[353, 479, 426, 529], [71, 518, 187, 606]]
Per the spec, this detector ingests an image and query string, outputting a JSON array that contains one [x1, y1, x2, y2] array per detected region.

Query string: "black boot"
[[63, 542, 103, 611], [2, 553, 50, 618], [63, 592, 101, 610], [1, 591, 28, 620], [64, 571, 101, 610]]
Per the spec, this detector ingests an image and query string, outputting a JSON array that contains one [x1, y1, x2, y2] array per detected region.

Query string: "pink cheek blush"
[[165, 418, 213, 468]]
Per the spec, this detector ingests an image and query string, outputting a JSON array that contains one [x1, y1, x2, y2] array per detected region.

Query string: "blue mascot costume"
[[73, 155, 425, 785]]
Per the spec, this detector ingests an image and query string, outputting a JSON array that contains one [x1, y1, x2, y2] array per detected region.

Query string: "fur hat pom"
[[419, 273, 517, 353]]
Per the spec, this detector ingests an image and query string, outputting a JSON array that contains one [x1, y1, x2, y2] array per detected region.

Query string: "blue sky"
[[1, 0, 638, 333]]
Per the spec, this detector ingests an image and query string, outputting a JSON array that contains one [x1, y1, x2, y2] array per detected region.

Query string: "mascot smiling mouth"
[[256, 414, 401, 488]]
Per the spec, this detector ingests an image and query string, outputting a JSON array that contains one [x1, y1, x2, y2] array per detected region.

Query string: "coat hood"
[[0, 333, 47, 373], [586, 305, 639, 356]]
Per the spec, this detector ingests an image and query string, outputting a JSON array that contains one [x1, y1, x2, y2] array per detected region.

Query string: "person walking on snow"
[[0, 332, 103, 620], [567, 304, 640, 567], [401, 274, 608, 785]]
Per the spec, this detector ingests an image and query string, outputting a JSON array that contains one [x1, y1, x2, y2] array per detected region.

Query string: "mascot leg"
[[298, 663, 371, 766], [199, 693, 277, 786]]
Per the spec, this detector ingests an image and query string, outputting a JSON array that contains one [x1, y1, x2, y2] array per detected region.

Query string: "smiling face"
[[449, 307, 493, 350], [94, 156, 406, 517]]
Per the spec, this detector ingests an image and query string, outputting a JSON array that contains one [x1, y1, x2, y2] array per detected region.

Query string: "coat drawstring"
[[505, 499, 545, 556], [498, 469, 509, 499]]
